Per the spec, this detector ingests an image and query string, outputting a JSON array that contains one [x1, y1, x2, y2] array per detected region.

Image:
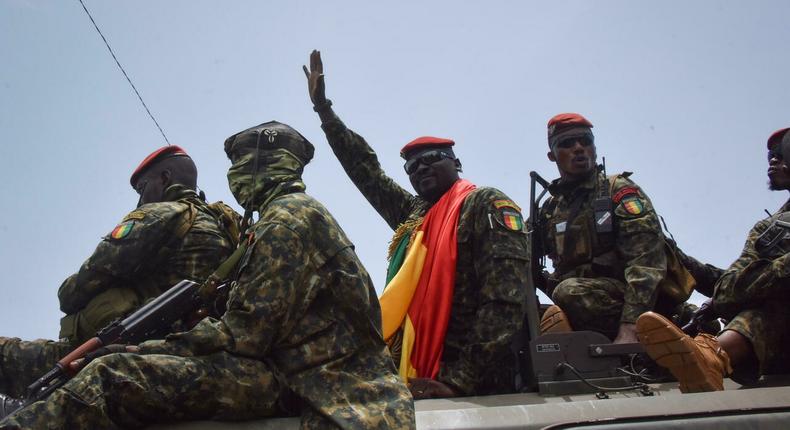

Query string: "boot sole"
[[636, 313, 723, 393], [540, 306, 572, 334]]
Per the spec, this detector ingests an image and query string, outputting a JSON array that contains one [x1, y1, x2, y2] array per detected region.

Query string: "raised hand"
[[303, 49, 329, 109]]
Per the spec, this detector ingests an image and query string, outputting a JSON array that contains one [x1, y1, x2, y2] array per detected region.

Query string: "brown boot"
[[540, 305, 573, 334], [636, 311, 732, 393]]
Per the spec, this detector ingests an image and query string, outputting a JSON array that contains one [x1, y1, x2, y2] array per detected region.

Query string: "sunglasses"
[[403, 150, 455, 174], [556, 135, 594, 149]]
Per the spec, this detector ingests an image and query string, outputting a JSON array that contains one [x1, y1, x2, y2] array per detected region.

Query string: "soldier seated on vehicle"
[[0, 146, 238, 399], [0, 121, 415, 429], [637, 127, 790, 392], [305, 50, 529, 399], [535, 113, 697, 344]]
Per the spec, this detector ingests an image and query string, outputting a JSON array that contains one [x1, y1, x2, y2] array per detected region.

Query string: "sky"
[[1, 0, 789, 340]]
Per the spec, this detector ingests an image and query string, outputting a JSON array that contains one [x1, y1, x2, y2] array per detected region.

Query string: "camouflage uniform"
[[0, 121, 414, 429], [712, 199, 790, 381], [319, 115, 528, 396], [0, 186, 236, 398], [537, 169, 670, 339]]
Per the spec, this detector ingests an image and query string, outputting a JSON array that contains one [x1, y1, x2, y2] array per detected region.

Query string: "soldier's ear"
[[160, 169, 172, 186], [547, 151, 556, 162], [455, 158, 463, 173]]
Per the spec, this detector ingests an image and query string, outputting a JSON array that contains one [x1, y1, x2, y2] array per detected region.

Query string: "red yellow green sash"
[[380, 179, 476, 380]]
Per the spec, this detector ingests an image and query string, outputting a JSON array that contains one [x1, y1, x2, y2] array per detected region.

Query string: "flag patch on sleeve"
[[110, 221, 134, 239], [621, 197, 644, 215], [502, 210, 524, 231]]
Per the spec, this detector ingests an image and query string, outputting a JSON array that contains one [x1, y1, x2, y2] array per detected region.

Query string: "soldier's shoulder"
[[120, 201, 190, 223], [608, 171, 654, 201], [259, 193, 332, 232], [468, 187, 523, 212]]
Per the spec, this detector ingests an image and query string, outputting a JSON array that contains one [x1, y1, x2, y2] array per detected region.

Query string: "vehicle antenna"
[[77, 0, 171, 146]]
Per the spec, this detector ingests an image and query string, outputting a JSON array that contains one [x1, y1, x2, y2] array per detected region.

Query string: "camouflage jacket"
[[537, 170, 666, 323], [713, 198, 790, 319], [139, 189, 413, 428], [319, 115, 528, 396], [57, 186, 237, 343]]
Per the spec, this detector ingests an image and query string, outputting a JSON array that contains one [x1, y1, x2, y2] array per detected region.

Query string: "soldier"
[[637, 127, 790, 392], [0, 121, 414, 429], [0, 145, 238, 399], [304, 50, 528, 398], [536, 113, 691, 344]]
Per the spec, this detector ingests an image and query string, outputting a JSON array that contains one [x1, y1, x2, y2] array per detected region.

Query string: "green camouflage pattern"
[[538, 170, 667, 327], [714, 199, 790, 378], [1, 146, 414, 428], [0, 186, 237, 399], [319, 114, 528, 396]]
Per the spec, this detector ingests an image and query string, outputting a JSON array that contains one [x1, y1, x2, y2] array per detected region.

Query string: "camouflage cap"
[[130, 145, 190, 187], [400, 136, 455, 159], [767, 127, 790, 150], [224, 120, 315, 164], [547, 113, 594, 149]]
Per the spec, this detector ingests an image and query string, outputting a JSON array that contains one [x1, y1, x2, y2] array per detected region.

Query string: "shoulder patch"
[[493, 199, 521, 212], [500, 210, 524, 231], [110, 221, 135, 240], [123, 210, 146, 222], [612, 186, 640, 204], [620, 196, 644, 215]]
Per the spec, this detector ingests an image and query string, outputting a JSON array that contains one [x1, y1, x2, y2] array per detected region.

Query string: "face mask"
[[226, 153, 258, 210], [226, 149, 307, 211]]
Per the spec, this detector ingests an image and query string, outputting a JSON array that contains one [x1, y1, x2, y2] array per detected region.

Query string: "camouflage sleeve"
[[139, 222, 309, 358], [713, 219, 788, 318], [319, 112, 422, 230], [673, 246, 723, 298], [57, 204, 187, 314], [612, 178, 666, 323], [438, 188, 528, 395]]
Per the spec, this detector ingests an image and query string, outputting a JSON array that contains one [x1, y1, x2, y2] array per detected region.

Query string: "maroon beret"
[[767, 128, 790, 150], [547, 113, 593, 138], [130, 145, 189, 186], [400, 136, 455, 159]]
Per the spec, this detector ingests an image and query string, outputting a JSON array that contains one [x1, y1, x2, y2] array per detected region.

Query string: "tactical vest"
[[59, 198, 240, 344], [542, 173, 695, 304]]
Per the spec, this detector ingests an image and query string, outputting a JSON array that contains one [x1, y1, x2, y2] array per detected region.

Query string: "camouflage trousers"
[[551, 277, 696, 340], [0, 337, 74, 398], [0, 351, 284, 430], [724, 305, 790, 383]]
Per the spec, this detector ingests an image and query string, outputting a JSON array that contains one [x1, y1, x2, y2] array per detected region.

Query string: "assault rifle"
[[681, 298, 713, 336], [2, 279, 226, 418]]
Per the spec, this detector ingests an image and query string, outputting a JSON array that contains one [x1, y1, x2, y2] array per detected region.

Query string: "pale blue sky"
[[1, 1, 788, 339]]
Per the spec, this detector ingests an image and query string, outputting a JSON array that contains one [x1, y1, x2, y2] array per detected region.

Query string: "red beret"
[[547, 113, 593, 138], [400, 136, 455, 158], [767, 128, 790, 150], [130, 145, 189, 186]]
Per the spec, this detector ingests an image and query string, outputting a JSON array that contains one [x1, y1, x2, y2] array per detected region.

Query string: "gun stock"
[[5, 280, 205, 418]]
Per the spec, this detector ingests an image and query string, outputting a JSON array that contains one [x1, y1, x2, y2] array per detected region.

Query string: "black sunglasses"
[[403, 150, 454, 174], [556, 135, 594, 149]]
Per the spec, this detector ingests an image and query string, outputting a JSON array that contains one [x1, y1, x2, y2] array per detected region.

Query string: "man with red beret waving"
[[637, 128, 790, 392], [536, 113, 692, 345], [304, 50, 528, 399], [0, 146, 238, 402]]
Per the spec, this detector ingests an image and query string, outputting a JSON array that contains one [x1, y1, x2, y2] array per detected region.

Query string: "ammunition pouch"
[[59, 287, 141, 344]]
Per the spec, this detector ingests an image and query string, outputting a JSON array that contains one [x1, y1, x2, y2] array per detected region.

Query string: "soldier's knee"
[[551, 280, 579, 309]]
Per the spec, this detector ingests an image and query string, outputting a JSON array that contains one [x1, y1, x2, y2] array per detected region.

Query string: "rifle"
[[681, 298, 713, 336], [3, 279, 227, 418], [514, 171, 551, 392]]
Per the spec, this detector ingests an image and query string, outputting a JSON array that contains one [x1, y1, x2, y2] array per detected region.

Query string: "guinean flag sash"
[[380, 179, 476, 380]]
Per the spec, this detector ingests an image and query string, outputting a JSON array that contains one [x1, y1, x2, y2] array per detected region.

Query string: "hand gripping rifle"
[[7, 280, 214, 417], [3, 233, 252, 418]]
